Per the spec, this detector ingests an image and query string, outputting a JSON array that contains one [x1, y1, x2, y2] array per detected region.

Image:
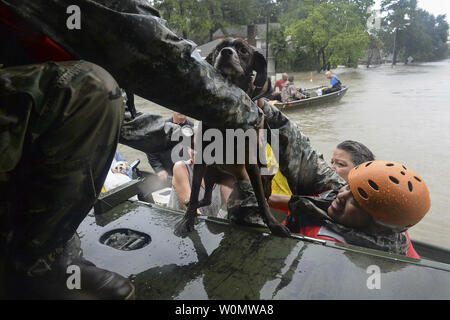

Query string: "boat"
[[81, 168, 450, 299], [272, 86, 348, 110]]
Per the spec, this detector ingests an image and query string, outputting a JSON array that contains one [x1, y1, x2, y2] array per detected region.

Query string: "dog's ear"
[[252, 51, 267, 89]]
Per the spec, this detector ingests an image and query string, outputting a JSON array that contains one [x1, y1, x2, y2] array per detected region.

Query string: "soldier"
[[0, 0, 344, 299], [0, 0, 263, 299]]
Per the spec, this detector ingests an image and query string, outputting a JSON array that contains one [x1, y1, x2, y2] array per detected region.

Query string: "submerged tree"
[[379, 1, 449, 63], [366, 34, 384, 67], [380, 0, 417, 65], [286, 0, 370, 72]]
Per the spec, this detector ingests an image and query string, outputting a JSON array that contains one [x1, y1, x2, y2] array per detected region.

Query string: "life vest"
[[0, 4, 73, 63]]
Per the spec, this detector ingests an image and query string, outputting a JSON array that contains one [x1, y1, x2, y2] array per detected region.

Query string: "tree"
[[153, 0, 212, 43], [378, 2, 449, 63], [366, 34, 383, 67], [286, 0, 369, 72], [380, 0, 417, 65]]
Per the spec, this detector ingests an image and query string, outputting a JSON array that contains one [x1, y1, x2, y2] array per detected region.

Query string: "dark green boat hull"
[[274, 87, 348, 110], [78, 200, 450, 300]]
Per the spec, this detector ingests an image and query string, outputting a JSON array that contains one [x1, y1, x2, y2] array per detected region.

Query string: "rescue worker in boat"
[[280, 76, 307, 103], [321, 71, 342, 95], [330, 140, 375, 182], [262, 140, 422, 258], [269, 73, 288, 101], [269, 160, 429, 258], [0, 0, 346, 299]]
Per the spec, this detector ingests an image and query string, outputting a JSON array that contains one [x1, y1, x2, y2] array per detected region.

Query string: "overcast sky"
[[374, 0, 450, 18]]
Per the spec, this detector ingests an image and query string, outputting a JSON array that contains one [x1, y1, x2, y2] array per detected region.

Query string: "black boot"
[[5, 234, 135, 300]]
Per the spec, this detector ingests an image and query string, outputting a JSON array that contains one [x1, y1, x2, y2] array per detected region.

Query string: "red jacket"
[[280, 207, 420, 259], [274, 79, 286, 92], [0, 4, 73, 63], [297, 224, 420, 259]]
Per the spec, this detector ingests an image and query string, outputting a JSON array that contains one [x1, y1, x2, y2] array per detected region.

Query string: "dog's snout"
[[220, 47, 234, 57]]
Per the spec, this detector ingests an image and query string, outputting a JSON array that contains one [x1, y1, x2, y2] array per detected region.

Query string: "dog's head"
[[112, 161, 130, 175], [206, 38, 268, 99]]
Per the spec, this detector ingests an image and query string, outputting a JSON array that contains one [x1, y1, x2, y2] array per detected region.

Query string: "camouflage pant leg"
[[261, 101, 346, 195], [0, 60, 125, 269]]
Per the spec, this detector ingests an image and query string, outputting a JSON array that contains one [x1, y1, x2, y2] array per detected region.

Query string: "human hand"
[[256, 98, 265, 108]]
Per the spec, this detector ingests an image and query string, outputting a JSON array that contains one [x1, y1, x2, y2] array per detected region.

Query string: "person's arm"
[[260, 100, 346, 195], [5, 0, 263, 131], [146, 152, 164, 173], [147, 152, 168, 181], [220, 185, 232, 205], [268, 193, 291, 212]]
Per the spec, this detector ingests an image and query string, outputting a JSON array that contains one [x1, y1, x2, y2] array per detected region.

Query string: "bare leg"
[[174, 163, 206, 235]]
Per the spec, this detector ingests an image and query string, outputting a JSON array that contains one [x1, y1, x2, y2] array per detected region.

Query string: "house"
[[196, 23, 280, 74]]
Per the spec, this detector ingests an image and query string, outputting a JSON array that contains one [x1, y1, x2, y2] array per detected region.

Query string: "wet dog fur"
[[175, 38, 290, 237]]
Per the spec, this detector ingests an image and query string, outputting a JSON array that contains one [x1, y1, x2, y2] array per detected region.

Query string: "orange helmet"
[[348, 160, 431, 231]]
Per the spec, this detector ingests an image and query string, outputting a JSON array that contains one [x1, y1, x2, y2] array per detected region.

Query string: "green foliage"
[[378, 1, 449, 62], [152, 0, 449, 71], [285, 0, 370, 71], [153, 0, 212, 43]]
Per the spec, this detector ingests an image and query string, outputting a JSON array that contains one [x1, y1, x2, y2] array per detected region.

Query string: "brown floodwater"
[[118, 59, 450, 248]]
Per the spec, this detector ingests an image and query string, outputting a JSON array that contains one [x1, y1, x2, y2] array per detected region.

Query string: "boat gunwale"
[[127, 199, 450, 273], [274, 86, 348, 109]]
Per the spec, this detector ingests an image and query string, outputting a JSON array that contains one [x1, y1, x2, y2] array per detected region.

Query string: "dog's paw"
[[174, 217, 195, 237], [268, 223, 291, 238]]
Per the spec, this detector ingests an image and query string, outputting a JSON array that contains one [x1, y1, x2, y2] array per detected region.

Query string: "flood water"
[[118, 59, 450, 249]]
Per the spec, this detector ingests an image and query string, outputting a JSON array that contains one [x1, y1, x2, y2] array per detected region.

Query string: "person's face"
[[173, 112, 187, 124], [325, 73, 332, 79], [327, 185, 373, 228], [330, 148, 354, 182]]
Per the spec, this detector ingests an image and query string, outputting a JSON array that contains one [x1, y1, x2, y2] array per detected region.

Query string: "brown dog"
[[174, 38, 290, 237]]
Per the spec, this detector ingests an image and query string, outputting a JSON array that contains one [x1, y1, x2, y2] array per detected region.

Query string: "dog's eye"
[[240, 47, 248, 54]]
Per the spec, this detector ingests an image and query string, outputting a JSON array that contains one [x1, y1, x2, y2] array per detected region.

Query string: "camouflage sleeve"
[[3, 0, 263, 131], [261, 101, 346, 195]]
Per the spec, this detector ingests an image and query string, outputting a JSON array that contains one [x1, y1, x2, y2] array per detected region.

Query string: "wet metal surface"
[[77, 201, 450, 300]]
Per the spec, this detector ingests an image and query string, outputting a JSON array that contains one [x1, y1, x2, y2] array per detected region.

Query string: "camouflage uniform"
[[260, 101, 345, 196], [1, 0, 263, 131], [280, 82, 304, 103], [0, 61, 125, 272], [285, 191, 409, 255], [0, 0, 264, 273], [0, 0, 344, 272]]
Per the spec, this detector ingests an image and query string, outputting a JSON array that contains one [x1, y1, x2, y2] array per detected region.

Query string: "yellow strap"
[[266, 145, 292, 196]]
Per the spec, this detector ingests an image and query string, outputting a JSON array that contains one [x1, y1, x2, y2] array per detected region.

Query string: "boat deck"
[[78, 200, 450, 299]]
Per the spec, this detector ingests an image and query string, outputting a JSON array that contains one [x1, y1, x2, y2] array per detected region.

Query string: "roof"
[[196, 39, 266, 59], [195, 38, 225, 59], [212, 23, 281, 39]]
